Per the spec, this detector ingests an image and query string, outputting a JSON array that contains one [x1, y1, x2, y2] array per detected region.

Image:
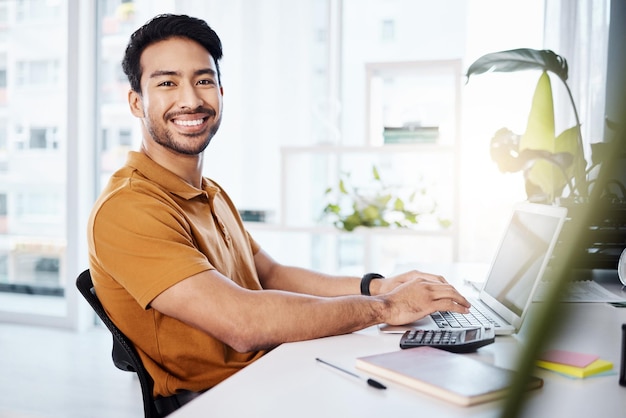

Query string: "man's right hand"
[[376, 272, 471, 326]]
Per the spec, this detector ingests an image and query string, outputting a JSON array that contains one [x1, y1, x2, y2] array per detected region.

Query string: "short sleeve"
[[91, 186, 212, 308]]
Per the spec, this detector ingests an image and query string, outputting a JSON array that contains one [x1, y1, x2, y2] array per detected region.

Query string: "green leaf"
[[555, 126, 582, 168], [520, 71, 557, 199], [376, 194, 392, 207], [590, 141, 613, 166], [342, 213, 361, 231], [466, 48, 568, 84], [323, 203, 341, 215], [438, 218, 452, 228], [338, 179, 348, 194], [393, 197, 405, 211], [519, 72, 581, 201], [361, 205, 380, 222], [526, 126, 581, 200], [372, 165, 381, 181], [403, 212, 417, 223], [520, 72, 555, 152]]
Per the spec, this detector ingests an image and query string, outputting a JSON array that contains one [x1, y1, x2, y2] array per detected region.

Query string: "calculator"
[[399, 327, 495, 353]]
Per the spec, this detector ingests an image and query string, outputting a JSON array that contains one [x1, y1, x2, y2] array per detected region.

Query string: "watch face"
[[619, 248, 626, 286]]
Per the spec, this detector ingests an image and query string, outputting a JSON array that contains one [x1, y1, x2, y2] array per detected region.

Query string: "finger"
[[411, 271, 449, 284], [428, 284, 471, 309], [436, 298, 472, 313], [440, 293, 472, 311]]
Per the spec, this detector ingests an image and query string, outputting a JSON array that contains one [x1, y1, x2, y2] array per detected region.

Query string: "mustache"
[[166, 107, 216, 120]]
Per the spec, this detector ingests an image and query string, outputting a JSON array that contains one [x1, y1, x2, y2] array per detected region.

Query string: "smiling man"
[[87, 13, 470, 409]]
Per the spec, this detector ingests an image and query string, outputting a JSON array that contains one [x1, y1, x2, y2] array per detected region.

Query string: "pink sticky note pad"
[[539, 349, 599, 368]]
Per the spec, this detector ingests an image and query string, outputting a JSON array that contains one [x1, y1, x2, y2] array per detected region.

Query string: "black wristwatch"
[[360, 273, 384, 296]]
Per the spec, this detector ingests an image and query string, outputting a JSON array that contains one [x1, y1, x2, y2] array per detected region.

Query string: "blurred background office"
[[0, 0, 611, 332]]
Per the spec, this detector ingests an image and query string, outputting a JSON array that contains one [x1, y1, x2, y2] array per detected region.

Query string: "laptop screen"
[[482, 208, 564, 317]]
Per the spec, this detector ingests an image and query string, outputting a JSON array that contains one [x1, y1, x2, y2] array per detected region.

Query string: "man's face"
[[130, 37, 223, 156]]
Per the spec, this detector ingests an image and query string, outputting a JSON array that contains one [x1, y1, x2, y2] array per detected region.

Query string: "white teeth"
[[174, 118, 203, 126]]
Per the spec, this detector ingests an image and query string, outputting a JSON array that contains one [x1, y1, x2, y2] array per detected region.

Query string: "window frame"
[[0, 0, 97, 330]]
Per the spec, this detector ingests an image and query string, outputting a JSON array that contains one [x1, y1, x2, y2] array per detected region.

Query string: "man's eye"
[[158, 81, 175, 87], [197, 79, 216, 86]]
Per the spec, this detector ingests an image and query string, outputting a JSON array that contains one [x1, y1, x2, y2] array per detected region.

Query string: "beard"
[[145, 108, 222, 156]]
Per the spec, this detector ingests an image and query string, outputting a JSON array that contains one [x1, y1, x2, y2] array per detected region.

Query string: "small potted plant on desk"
[[320, 165, 451, 232]]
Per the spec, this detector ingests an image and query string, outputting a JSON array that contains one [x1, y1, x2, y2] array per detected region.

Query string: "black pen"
[[315, 357, 387, 390]]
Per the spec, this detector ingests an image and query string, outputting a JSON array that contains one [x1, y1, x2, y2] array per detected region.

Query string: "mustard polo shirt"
[[88, 151, 266, 396]]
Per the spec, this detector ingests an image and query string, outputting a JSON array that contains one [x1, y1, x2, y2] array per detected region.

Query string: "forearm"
[[203, 273, 466, 352], [260, 263, 361, 296], [152, 271, 386, 352], [225, 290, 386, 351], [152, 266, 470, 354], [255, 249, 364, 296]]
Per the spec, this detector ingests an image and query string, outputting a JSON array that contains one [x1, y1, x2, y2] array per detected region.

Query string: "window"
[[15, 59, 60, 87], [0, 2, 8, 25], [381, 19, 395, 41], [0, 254, 7, 281], [0, 0, 71, 324], [16, 0, 62, 22], [0, 118, 6, 151], [0, 193, 7, 216], [119, 129, 132, 146], [29, 128, 47, 149], [16, 191, 61, 218], [12, 126, 59, 150]]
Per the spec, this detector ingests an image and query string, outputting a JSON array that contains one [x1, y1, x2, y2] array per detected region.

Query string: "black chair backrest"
[[76, 269, 160, 418]]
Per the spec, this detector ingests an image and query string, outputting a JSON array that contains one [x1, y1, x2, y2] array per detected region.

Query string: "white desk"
[[170, 273, 626, 418]]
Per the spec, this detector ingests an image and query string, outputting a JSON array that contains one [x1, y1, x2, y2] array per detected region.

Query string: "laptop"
[[380, 202, 568, 335]]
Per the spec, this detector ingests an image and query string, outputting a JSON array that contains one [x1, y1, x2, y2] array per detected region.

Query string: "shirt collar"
[[126, 151, 220, 200]]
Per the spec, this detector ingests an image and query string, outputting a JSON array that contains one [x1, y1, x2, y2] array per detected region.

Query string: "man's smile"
[[168, 111, 214, 133], [172, 117, 206, 127]]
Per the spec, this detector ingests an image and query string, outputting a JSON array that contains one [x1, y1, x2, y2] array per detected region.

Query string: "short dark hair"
[[121, 14, 223, 93]]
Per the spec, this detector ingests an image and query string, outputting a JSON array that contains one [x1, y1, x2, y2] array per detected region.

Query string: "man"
[[88, 13, 470, 401]]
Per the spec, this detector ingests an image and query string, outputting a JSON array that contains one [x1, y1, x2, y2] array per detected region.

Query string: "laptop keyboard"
[[430, 304, 502, 329]]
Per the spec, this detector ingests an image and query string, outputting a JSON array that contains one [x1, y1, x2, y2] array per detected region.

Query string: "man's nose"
[[178, 83, 203, 109]]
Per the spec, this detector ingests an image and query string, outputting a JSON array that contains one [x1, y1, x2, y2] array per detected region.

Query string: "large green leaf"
[[521, 72, 581, 201], [466, 48, 569, 83], [520, 72, 555, 152]]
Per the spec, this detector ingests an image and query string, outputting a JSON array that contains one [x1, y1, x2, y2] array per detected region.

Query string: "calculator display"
[[464, 328, 479, 341]]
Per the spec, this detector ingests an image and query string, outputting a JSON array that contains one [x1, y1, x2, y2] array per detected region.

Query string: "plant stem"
[[560, 77, 588, 197]]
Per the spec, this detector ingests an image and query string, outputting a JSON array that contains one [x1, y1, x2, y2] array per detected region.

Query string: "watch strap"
[[360, 273, 384, 296]]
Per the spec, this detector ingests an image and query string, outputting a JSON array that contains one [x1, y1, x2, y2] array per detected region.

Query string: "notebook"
[[356, 346, 544, 406], [380, 202, 568, 335]]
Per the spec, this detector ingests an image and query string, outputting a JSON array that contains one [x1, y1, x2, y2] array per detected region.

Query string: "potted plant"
[[465, 48, 605, 204], [320, 165, 450, 232]]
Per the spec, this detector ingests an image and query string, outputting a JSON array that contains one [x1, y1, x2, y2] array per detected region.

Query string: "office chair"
[[76, 269, 161, 418]]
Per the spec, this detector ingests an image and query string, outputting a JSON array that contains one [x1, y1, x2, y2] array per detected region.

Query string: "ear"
[[128, 89, 145, 118], [220, 86, 224, 96]]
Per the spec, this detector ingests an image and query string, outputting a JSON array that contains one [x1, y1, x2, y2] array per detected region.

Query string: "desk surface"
[[170, 270, 626, 418]]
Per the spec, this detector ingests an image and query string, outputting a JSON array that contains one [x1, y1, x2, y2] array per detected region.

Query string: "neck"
[[140, 141, 204, 189]]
